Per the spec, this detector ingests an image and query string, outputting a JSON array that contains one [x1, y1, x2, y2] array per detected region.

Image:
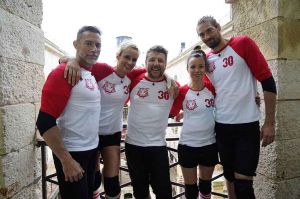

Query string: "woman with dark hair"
[[171, 46, 218, 199]]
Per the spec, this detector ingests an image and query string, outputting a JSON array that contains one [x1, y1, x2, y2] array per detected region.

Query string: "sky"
[[42, 0, 231, 66]]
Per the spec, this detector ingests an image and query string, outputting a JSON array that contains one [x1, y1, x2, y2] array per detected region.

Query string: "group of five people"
[[36, 15, 277, 199]]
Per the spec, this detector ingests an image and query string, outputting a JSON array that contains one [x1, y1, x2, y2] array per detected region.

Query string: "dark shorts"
[[178, 143, 219, 168], [53, 148, 98, 199], [125, 143, 172, 199], [215, 121, 260, 182], [98, 131, 121, 151]]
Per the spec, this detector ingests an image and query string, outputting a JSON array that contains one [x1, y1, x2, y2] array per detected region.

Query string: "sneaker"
[[93, 190, 100, 199], [199, 192, 211, 199]]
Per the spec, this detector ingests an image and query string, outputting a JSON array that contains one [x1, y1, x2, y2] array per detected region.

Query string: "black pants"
[[125, 143, 172, 199], [53, 148, 98, 199], [215, 121, 260, 182]]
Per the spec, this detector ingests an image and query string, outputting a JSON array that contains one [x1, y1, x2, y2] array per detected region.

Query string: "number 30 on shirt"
[[223, 56, 234, 67], [158, 91, 170, 100], [205, 98, 214, 107]]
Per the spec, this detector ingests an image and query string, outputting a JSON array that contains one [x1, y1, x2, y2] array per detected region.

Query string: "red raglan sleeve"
[[127, 67, 147, 80], [169, 85, 188, 117], [91, 62, 114, 82], [203, 75, 216, 97], [238, 36, 272, 81], [40, 64, 72, 118]]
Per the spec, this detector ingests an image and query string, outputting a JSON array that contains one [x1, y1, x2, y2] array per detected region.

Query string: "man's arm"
[[36, 110, 84, 182], [261, 91, 276, 147], [260, 76, 277, 147], [242, 37, 277, 147], [43, 125, 84, 182], [59, 56, 81, 86]]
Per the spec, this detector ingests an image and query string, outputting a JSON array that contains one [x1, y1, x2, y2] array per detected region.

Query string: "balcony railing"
[[36, 122, 228, 199]]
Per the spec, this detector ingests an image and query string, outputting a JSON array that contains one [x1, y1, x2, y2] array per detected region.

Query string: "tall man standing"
[[125, 45, 174, 199], [36, 26, 102, 199], [196, 16, 277, 199]]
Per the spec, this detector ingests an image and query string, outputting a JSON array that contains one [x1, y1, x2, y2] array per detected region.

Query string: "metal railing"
[[36, 122, 228, 199]]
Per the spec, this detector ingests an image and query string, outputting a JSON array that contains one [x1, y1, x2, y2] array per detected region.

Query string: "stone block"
[[257, 141, 277, 179], [278, 19, 300, 59], [0, 0, 42, 26], [11, 180, 42, 199], [0, 104, 36, 155], [232, 14, 300, 61], [232, 0, 279, 31], [0, 57, 44, 106], [258, 138, 300, 179], [275, 178, 300, 199], [0, 8, 44, 65], [0, 144, 41, 198], [254, 173, 300, 199], [268, 59, 300, 100], [275, 138, 300, 179], [276, 101, 300, 140], [237, 19, 279, 60], [254, 173, 276, 199], [279, 0, 300, 19]]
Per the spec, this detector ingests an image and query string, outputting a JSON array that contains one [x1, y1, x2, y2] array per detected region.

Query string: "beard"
[[205, 37, 221, 49], [147, 70, 164, 81]]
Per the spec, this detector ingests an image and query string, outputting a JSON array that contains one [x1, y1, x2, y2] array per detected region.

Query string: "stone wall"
[[0, 0, 44, 198], [232, 0, 300, 198]]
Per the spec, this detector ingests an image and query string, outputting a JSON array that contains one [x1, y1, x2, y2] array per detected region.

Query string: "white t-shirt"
[[41, 64, 101, 152], [126, 73, 174, 147], [206, 36, 272, 124], [171, 80, 216, 147]]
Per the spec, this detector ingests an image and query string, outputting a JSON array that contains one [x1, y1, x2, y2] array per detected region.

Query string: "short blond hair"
[[116, 42, 139, 56]]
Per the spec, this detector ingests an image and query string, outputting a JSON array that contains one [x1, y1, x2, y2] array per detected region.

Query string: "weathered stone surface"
[[268, 59, 300, 100], [238, 19, 279, 60], [275, 138, 300, 179], [0, 104, 36, 155], [0, 0, 43, 26], [278, 19, 300, 59], [258, 138, 300, 180], [233, 15, 299, 60], [279, 0, 300, 19], [0, 57, 44, 106], [11, 180, 42, 199], [233, 5, 300, 60], [232, 0, 279, 32], [254, 173, 277, 199], [276, 101, 300, 140], [275, 178, 300, 199], [254, 173, 300, 199], [0, 8, 44, 65], [0, 144, 41, 198], [34, 102, 41, 122], [257, 141, 277, 179]]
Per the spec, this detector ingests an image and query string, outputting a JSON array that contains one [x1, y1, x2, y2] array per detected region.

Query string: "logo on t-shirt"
[[85, 79, 96, 91], [137, 88, 149, 98], [186, 99, 198, 110], [102, 81, 116, 94], [208, 61, 216, 73]]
